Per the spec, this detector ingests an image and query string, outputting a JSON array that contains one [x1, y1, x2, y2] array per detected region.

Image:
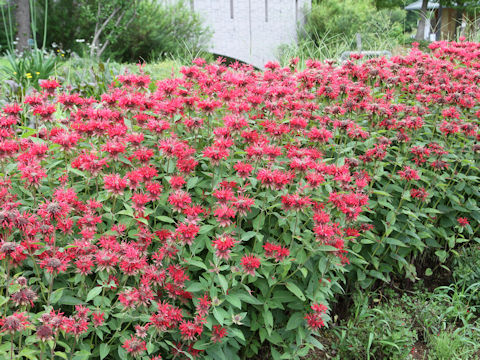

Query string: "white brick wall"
[[166, 0, 311, 69]]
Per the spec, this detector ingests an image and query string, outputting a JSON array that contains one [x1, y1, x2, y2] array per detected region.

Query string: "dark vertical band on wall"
[[265, 0, 268, 22], [248, 0, 252, 55], [230, 0, 234, 19], [295, 0, 299, 24]]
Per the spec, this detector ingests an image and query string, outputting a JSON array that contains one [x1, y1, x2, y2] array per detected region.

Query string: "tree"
[[15, 0, 30, 53], [415, 0, 428, 40], [110, 0, 211, 63], [72, 0, 138, 59], [375, 0, 406, 9]]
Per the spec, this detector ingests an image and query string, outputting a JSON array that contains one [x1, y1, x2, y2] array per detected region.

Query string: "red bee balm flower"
[[212, 234, 237, 260], [240, 255, 261, 276], [104, 174, 128, 195], [398, 166, 420, 181], [211, 325, 228, 343], [122, 335, 147, 357]]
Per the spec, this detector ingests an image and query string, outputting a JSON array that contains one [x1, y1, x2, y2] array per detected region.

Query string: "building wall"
[[183, 0, 311, 68]]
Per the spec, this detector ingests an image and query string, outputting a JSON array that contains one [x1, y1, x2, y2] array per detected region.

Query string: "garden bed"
[[0, 41, 479, 359]]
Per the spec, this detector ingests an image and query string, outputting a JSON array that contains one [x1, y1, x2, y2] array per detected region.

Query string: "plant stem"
[[46, 274, 55, 307], [68, 337, 77, 360], [10, 335, 14, 360]]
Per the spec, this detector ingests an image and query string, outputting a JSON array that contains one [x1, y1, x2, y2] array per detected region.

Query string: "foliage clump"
[[0, 41, 479, 359]]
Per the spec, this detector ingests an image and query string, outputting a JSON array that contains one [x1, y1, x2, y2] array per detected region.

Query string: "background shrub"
[[304, 0, 408, 50], [107, 0, 211, 63]]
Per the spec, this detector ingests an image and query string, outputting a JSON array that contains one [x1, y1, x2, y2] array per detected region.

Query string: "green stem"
[[68, 337, 77, 360], [42, 0, 48, 51], [46, 274, 55, 307], [10, 335, 14, 360]]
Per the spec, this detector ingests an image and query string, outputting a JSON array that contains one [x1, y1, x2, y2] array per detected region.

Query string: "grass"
[[278, 30, 411, 69], [0, 54, 182, 102], [310, 263, 480, 359], [305, 245, 480, 359]]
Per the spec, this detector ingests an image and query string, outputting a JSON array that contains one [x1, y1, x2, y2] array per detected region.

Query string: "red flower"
[[122, 335, 147, 357], [92, 312, 105, 327], [398, 166, 420, 181], [0, 312, 30, 334], [410, 187, 429, 201], [211, 325, 227, 343], [179, 320, 203, 341], [304, 303, 328, 331], [104, 174, 128, 195], [240, 255, 261, 276], [457, 217, 469, 227], [212, 234, 237, 260], [39, 252, 70, 274], [234, 161, 253, 178], [213, 205, 236, 227]]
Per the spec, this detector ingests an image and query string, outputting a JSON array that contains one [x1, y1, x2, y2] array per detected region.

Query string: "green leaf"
[[271, 348, 282, 360], [435, 250, 448, 263], [285, 282, 306, 301], [58, 295, 83, 306], [228, 327, 246, 342], [100, 344, 110, 360], [385, 238, 407, 247], [187, 177, 200, 189], [86, 287, 102, 302], [253, 212, 265, 230], [156, 215, 175, 223], [373, 190, 391, 197], [199, 225, 214, 234], [226, 294, 242, 309], [213, 307, 224, 326], [386, 211, 396, 225], [286, 312, 304, 330], [218, 274, 228, 294], [368, 270, 387, 282], [241, 231, 257, 241], [117, 345, 128, 360], [18, 348, 37, 360], [50, 288, 64, 305], [117, 209, 134, 217], [184, 259, 207, 270], [185, 282, 205, 293], [235, 291, 263, 305]]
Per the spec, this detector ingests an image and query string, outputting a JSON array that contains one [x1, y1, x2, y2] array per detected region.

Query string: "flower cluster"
[[0, 40, 479, 359]]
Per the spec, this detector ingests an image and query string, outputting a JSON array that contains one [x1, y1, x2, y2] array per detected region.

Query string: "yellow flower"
[[36, 72, 40, 75], [13, 72, 17, 75]]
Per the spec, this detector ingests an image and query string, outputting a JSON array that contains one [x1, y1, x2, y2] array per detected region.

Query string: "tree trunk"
[[415, 0, 428, 41], [15, 0, 31, 53]]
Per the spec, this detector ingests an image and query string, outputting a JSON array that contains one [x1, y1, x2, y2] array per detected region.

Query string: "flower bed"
[[0, 41, 479, 359]]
